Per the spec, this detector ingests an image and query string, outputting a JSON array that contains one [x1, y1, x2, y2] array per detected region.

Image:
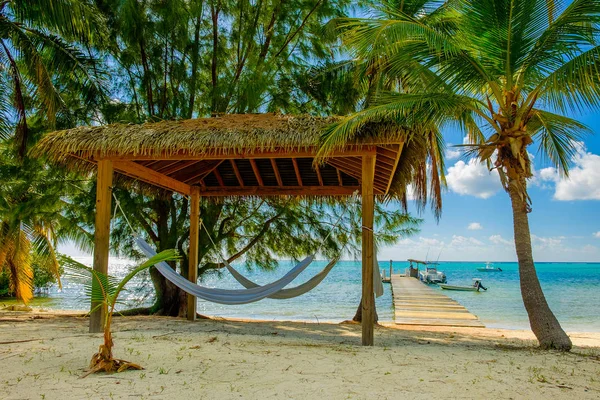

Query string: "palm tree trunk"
[[508, 177, 572, 350]]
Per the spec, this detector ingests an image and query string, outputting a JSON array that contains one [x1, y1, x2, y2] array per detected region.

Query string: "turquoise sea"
[[9, 259, 600, 332]]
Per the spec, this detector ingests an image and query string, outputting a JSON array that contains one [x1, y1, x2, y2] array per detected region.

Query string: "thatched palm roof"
[[37, 114, 403, 161], [35, 114, 437, 205]]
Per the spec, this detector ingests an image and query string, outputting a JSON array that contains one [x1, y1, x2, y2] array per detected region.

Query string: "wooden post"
[[361, 154, 376, 346], [90, 160, 113, 333], [187, 187, 200, 321], [390, 260, 393, 278]]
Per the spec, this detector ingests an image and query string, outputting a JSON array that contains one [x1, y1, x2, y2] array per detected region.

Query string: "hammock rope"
[[111, 193, 351, 304]]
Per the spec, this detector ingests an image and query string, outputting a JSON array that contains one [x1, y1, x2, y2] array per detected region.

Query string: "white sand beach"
[[1, 310, 599, 400]]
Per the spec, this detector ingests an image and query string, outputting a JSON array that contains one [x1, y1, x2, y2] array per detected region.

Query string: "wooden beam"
[[361, 154, 376, 346], [344, 155, 394, 174], [112, 160, 191, 195], [292, 158, 303, 186], [230, 160, 245, 187], [386, 142, 405, 194], [376, 145, 400, 160], [213, 168, 225, 186], [158, 160, 200, 175], [197, 186, 359, 196], [336, 168, 343, 186], [328, 159, 388, 194], [93, 147, 377, 161], [187, 187, 200, 321], [249, 159, 264, 186], [90, 160, 113, 333], [154, 160, 181, 173], [182, 160, 223, 184], [315, 165, 324, 186], [271, 159, 283, 186]]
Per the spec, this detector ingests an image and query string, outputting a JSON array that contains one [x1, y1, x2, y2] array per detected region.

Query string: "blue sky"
[[379, 110, 600, 263]]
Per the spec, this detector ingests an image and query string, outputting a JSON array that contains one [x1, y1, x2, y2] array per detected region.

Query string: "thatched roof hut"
[[37, 113, 412, 198], [37, 113, 434, 346]]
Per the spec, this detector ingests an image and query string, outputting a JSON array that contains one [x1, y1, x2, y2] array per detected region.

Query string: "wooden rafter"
[[157, 160, 200, 175], [292, 158, 303, 186], [315, 165, 323, 186], [249, 159, 264, 186], [386, 142, 404, 193], [377, 146, 400, 160], [213, 168, 225, 187], [154, 160, 181, 173], [271, 159, 283, 186], [230, 160, 245, 187], [112, 160, 191, 195], [327, 159, 388, 194], [197, 186, 359, 196], [182, 160, 223, 184]]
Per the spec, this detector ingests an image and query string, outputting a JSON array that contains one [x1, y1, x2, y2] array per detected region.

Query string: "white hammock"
[[225, 257, 340, 299], [135, 237, 314, 305]]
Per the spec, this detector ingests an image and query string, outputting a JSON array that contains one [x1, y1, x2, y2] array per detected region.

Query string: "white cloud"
[[538, 145, 600, 201], [446, 158, 500, 199], [593, 232, 600, 238], [467, 222, 483, 230], [451, 235, 483, 246], [489, 235, 513, 246], [531, 234, 563, 249], [445, 145, 461, 160]]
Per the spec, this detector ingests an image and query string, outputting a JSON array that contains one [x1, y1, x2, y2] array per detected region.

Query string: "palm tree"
[[60, 249, 179, 377], [0, 146, 91, 303], [0, 0, 106, 157], [325, 0, 600, 350]]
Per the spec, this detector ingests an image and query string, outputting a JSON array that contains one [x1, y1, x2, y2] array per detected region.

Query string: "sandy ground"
[[1, 310, 599, 400]]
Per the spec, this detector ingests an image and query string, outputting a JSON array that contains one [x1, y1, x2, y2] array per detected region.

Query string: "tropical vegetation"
[[1, 0, 598, 352], [60, 249, 179, 376], [324, 0, 600, 350]]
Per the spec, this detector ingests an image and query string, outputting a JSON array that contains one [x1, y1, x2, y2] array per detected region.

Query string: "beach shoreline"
[[1, 309, 599, 399]]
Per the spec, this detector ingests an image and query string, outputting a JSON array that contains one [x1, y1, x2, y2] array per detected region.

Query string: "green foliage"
[[0, 0, 107, 156], [60, 249, 179, 313]]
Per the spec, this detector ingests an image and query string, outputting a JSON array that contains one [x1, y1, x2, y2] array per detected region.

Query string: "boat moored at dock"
[[408, 259, 447, 284]]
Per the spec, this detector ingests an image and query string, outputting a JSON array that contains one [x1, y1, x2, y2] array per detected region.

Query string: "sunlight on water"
[[8, 258, 600, 332]]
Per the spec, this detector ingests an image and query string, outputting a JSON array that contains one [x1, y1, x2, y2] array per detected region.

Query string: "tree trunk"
[[508, 177, 572, 350], [149, 267, 187, 317], [352, 295, 378, 323]]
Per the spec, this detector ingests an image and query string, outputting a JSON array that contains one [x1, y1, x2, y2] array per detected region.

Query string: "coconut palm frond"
[[534, 46, 600, 113], [59, 249, 179, 305], [529, 109, 592, 177]]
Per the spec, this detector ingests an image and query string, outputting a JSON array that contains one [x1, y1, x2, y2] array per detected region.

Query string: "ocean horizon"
[[11, 258, 600, 333]]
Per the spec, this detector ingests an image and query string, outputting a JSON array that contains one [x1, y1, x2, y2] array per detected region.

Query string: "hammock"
[[135, 237, 314, 305], [225, 243, 383, 299], [225, 257, 340, 299]]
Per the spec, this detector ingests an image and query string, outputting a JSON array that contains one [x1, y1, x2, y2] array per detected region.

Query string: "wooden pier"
[[390, 275, 485, 328]]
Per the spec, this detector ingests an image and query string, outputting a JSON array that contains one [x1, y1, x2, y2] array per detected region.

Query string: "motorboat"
[[409, 259, 447, 284], [440, 278, 487, 292], [477, 262, 502, 272]]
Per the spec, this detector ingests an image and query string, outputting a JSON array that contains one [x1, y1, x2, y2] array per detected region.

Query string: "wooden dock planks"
[[390, 275, 485, 328]]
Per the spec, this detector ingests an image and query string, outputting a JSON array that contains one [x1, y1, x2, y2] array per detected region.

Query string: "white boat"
[[409, 259, 447, 284], [440, 278, 487, 292], [477, 262, 502, 272]]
